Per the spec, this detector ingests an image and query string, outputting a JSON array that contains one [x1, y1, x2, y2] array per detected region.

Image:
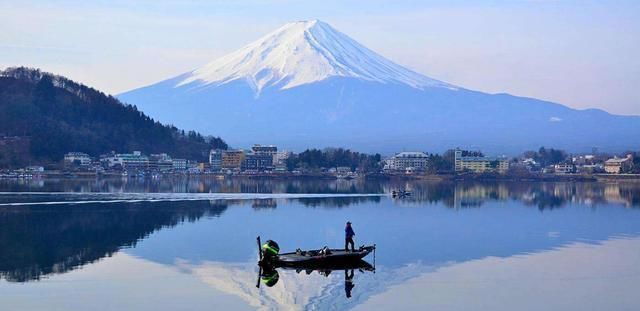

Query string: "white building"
[[64, 152, 92, 166], [554, 163, 575, 174], [103, 151, 149, 170], [209, 149, 223, 171], [173, 159, 188, 171], [384, 152, 429, 172], [273, 151, 290, 172]]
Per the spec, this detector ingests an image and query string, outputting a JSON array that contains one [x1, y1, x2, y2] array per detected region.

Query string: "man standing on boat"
[[345, 221, 356, 252]]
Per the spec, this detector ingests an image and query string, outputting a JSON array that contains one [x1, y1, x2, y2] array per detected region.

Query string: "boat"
[[255, 238, 376, 291], [274, 246, 376, 267], [257, 237, 375, 268], [392, 190, 412, 198]]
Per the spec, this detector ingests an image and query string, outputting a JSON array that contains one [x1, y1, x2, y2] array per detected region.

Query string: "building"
[[248, 144, 278, 171], [209, 149, 223, 171], [222, 150, 245, 170], [197, 163, 209, 172], [242, 153, 273, 171], [251, 144, 277, 156], [25, 166, 44, 172], [64, 152, 92, 166], [604, 155, 633, 174], [273, 151, 290, 172], [454, 149, 509, 173], [116, 151, 149, 170], [334, 166, 358, 178], [148, 153, 173, 172], [384, 152, 429, 172], [572, 155, 596, 166], [554, 163, 575, 174], [172, 159, 188, 171], [521, 158, 540, 171], [102, 151, 149, 170]]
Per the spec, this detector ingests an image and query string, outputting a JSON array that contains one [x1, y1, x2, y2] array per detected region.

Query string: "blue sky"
[[1, 0, 638, 115]]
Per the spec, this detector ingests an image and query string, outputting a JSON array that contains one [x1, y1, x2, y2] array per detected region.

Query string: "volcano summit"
[[119, 20, 639, 153]]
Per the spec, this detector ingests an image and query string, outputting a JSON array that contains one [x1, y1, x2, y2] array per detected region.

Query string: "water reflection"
[[258, 260, 375, 300], [1, 180, 640, 310], [0, 177, 384, 195], [177, 259, 387, 310], [0, 200, 229, 282], [352, 237, 640, 311], [387, 181, 640, 209], [1, 178, 639, 208]]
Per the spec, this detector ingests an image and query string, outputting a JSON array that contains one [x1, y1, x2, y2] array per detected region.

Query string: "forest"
[[0, 67, 226, 167]]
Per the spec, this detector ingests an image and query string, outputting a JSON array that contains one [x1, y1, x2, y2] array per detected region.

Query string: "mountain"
[[0, 67, 227, 167], [119, 20, 640, 154], [174, 19, 453, 93]]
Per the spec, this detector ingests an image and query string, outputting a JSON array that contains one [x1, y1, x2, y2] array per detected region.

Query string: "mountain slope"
[[0, 67, 227, 167], [119, 20, 640, 153]]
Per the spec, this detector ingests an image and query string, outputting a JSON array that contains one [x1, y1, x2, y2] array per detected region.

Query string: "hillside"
[[119, 20, 640, 154], [0, 67, 226, 168]]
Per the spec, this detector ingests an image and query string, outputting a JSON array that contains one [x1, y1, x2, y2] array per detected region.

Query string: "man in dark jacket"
[[345, 221, 355, 252]]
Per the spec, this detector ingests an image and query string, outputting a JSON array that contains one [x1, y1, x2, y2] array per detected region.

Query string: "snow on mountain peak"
[[177, 19, 455, 92]]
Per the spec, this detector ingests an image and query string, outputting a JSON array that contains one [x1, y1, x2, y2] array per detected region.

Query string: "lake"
[[1, 177, 640, 310]]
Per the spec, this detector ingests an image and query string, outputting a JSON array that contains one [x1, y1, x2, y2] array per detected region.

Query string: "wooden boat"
[[257, 237, 375, 268]]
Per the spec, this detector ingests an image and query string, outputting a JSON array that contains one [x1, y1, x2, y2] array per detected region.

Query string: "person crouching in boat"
[[345, 221, 356, 252]]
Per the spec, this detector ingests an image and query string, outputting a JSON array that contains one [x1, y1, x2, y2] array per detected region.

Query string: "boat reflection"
[[258, 260, 375, 299]]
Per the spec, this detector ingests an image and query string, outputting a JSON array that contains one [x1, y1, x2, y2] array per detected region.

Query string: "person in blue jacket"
[[345, 221, 355, 252]]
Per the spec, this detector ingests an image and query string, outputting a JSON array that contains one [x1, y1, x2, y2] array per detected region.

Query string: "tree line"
[[286, 148, 382, 172], [0, 67, 227, 168]]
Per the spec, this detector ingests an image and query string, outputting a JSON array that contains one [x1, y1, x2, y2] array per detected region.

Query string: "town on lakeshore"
[[2, 142, 639, 181]]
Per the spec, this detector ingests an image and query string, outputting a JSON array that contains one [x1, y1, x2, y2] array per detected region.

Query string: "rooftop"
[[392, 152, 429, 158]]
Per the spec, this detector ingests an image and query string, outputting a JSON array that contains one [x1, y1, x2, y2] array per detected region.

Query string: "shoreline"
[[3, 171, 640, 182]]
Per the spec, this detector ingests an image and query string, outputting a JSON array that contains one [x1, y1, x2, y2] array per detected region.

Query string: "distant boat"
[[392, 190, 412, 198]]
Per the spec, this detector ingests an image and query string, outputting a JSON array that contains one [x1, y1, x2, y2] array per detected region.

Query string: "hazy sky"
[[1, 0, 638, 115]]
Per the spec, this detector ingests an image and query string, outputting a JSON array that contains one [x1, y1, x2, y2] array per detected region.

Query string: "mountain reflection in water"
[[257, 260, 375, 299], [1, 179, 640, 310]]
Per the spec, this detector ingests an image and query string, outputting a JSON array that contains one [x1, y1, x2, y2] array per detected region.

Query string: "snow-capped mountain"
[[177, 20, 454, 93], [119, 20, 640, 153]]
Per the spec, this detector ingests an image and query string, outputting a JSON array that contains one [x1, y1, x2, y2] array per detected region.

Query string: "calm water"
[[1, 177, 640, 310]]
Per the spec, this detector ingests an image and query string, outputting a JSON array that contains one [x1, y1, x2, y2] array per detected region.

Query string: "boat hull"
[[261, 246, 375, 268]]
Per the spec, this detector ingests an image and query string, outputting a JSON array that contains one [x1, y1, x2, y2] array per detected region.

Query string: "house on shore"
[[604, 155, 633, 174], [383, 152, 429, 174]]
